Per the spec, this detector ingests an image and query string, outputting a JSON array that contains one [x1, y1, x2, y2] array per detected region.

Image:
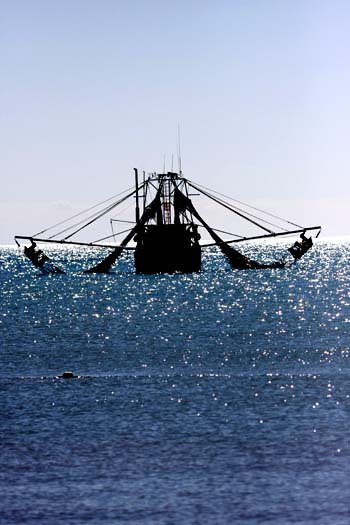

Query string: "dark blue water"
[[1, 242, 349, 524]]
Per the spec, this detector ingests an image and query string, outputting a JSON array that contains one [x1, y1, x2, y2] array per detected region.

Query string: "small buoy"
[[60, 370, 76, 379]]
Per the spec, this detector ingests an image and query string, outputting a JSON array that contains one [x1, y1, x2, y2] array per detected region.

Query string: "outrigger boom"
[[14, 236, 134, 250], [15, 169, 321, 274], [202, 226, 321, 247]]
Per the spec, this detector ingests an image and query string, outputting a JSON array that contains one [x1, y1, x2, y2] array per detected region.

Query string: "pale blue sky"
[[1, 1, 349, 243]]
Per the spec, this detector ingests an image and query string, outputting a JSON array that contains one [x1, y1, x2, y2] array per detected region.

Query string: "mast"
[[134, 168, 140, 224], [143, 171, 146, 213], [162, 174, 172, 224]]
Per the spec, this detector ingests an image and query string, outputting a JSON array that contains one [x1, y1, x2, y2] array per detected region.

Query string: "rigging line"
[[110, 219, 136, 224], [191, 181, 290, 232], [110, 220, 117, 245], [185, 179, 289, 232], [148, 180, 161, 192], [62, 186, 143, 241], [110, 199, 135, 219], [224, 201, 289, 231], [220, 199, 289, 232], [189, 178, 301, 227], [187, 181, 273, 234], [48, 182, 145, 240], [48, 197, 126, 240], [197, 225, 243, 238], [178, 179, 195, 223], [188, 179, 303, 229], [194, 189, 289, 232], [33, 185, 135, 237], [49, 182, 145, 240], [92, 227, 133, 244]]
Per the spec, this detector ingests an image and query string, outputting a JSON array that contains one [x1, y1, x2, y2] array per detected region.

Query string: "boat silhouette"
[[15, 169, 321, 274]]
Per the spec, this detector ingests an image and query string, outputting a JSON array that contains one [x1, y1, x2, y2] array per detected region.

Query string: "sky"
[[1, 0, 349, 244]]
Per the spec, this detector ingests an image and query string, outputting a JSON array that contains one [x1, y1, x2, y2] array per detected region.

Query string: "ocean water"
[[0, 241, 349, 525]]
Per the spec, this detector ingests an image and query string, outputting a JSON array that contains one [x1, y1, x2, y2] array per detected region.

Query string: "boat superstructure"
[[134, 171, 201, 273]]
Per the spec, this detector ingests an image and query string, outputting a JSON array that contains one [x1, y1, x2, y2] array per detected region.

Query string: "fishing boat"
[[15, 169, 321, 274]]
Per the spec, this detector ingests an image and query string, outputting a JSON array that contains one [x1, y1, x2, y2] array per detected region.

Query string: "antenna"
[[177, 124, 182, 175]]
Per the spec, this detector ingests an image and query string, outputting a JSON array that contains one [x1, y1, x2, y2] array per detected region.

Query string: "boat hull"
[[134, 224, 201, 274]]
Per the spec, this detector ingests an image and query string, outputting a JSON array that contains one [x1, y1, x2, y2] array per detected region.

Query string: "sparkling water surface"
[[1, 242, 349, 524]]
